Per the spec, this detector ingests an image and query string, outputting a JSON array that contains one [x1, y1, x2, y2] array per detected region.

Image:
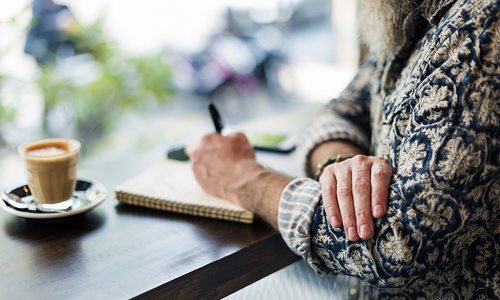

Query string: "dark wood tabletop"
[[0, 149, 300, 299]]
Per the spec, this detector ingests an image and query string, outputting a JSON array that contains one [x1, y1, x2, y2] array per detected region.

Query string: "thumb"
[[185, 143, 197, 158]]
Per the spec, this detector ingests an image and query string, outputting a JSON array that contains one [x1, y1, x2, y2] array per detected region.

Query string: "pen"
[[208, 103, 224, 133]]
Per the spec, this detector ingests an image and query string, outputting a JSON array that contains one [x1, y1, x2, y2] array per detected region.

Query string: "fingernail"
[[373, 204, 385, 217], [359, 224, 370, 238], [330, 216, 341, 228], [347, 226, 358, 241]]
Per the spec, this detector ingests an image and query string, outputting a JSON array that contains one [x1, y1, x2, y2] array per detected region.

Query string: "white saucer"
[[0, 180, 107, 219]]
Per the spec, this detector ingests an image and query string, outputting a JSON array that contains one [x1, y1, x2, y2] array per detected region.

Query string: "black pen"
[[167, 103, 224, 161], [208, 103, 224, 133]]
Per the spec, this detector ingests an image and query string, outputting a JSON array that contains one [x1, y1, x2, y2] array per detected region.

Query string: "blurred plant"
[[35, 17, 174, 145], [0, 4, 28, 148], [0, 87, 15, 147], [0, 89, 14, 125], [0, 52, 16, 148]]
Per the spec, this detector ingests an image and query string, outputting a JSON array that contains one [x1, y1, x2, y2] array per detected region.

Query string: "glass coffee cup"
[[19, 138, 81, 210]]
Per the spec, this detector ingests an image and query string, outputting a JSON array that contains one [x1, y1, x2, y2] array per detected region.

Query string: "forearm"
[[308, 140, 365, 175], [298, 115, 371, 178], [228, 161, 293, 229]]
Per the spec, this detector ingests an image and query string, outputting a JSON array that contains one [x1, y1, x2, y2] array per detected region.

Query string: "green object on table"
[[167, 146, 189, 161], [250, 133, 287, 148]]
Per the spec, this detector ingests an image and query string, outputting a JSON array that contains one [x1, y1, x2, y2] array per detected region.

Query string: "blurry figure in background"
[[24, 0, 79, 66], [189, 0, 500, 298], [170, 6, 290, 103], [170, 0, 332, 103]]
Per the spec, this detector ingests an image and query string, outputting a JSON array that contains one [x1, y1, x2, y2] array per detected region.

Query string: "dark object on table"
[[167, 145, 189, 161]]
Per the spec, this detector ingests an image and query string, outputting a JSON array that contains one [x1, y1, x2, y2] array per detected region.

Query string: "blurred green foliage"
[[0, 104, 14, 125], [37, 18, 174, 143], [0, 70, 15, 129]]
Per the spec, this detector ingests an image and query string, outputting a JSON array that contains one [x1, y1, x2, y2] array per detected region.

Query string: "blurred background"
[[0, 0, 360, 188]]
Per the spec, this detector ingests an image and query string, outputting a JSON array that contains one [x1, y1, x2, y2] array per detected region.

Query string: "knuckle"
[[378, 158, 393, 171], [322, 165, 335, 177], [337, 184, 351, 197], [319, 169, 333, 185], [353, 178, 370, 190], [229, 132, 243, 139], [201, 135, 210, 144], [352, 154, 367, 165], [334, 161, 350, 175], [342, 213, 356, 226], [235, 132, 246, 140], [356, 209, 371, 221], [373, 193, 389, 205], [337, 159, 349, 168], [372, 163, 388, 178], [383, 163, 394, 173], [201, 134, 215, 144], [322, 186, 334, 200], [329, 163, 340, 172]]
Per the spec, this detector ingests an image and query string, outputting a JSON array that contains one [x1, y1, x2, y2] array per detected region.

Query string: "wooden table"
[[0, 148, 301, 299]]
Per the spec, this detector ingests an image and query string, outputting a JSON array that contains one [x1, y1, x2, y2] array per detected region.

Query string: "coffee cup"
[[19, 138, 81, 210]]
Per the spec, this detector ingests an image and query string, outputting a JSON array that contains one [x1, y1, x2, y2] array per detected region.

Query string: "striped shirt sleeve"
[[278, 177, 330, 273]]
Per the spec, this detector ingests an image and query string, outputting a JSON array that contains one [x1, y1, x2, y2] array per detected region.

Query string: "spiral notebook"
[[115, 159, 254, 224]]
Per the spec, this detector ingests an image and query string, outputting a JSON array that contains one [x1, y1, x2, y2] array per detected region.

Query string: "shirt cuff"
[[278, 177, 322, 264], [297, 115, 370, 177]]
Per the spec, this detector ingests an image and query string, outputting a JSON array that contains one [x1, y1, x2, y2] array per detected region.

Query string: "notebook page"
[[115, 159, 249, 212]]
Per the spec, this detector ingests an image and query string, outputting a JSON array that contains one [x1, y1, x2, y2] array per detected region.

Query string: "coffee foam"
[[26, 146, 67, 157], [21, 139, 80, 162]]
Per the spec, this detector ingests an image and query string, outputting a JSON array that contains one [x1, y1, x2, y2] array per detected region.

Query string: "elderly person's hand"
[[188, 132, 261, 206], [188, 131, 293, 228], [319, 155, 395, 241]]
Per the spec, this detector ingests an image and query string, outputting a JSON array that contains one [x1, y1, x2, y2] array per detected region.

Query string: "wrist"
[[226, 160, 266, 205], [314, 154, 353, 180], [309, 140, 364, 176], [227, 160, 292, 229]]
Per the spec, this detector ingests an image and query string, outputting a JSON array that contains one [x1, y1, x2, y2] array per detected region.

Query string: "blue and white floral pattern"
[[278, 0, 500, 298]]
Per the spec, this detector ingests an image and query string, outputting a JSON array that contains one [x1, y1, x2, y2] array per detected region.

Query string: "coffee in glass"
[[19, 138, 80, 210]]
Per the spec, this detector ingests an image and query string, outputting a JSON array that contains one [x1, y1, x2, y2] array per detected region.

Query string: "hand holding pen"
[[167, 103, 224, 161]]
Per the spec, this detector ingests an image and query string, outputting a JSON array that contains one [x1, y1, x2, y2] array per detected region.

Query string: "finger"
[[371, 158, 393, 218], [229, 132, 253, 148], [335, 163, 359, 241], [227, 132, 255, 158], [319, 167, 342, 228], [351, 155, 373, 240], [201, 133, 215, 145], [201, 133, 215, 142], [200, 133, 222, 148], [185, 143, 197, 157], [228, 131, 247, 140]]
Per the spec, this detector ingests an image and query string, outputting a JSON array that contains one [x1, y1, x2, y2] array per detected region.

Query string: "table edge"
[[133, 233, 299, 299]]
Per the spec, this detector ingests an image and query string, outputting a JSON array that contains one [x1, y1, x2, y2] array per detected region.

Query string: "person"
[[188, 0, 500, 298], [24, 0, 79, 66]]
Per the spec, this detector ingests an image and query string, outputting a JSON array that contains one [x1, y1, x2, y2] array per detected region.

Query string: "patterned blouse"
[[278, 0, 499, 298]]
